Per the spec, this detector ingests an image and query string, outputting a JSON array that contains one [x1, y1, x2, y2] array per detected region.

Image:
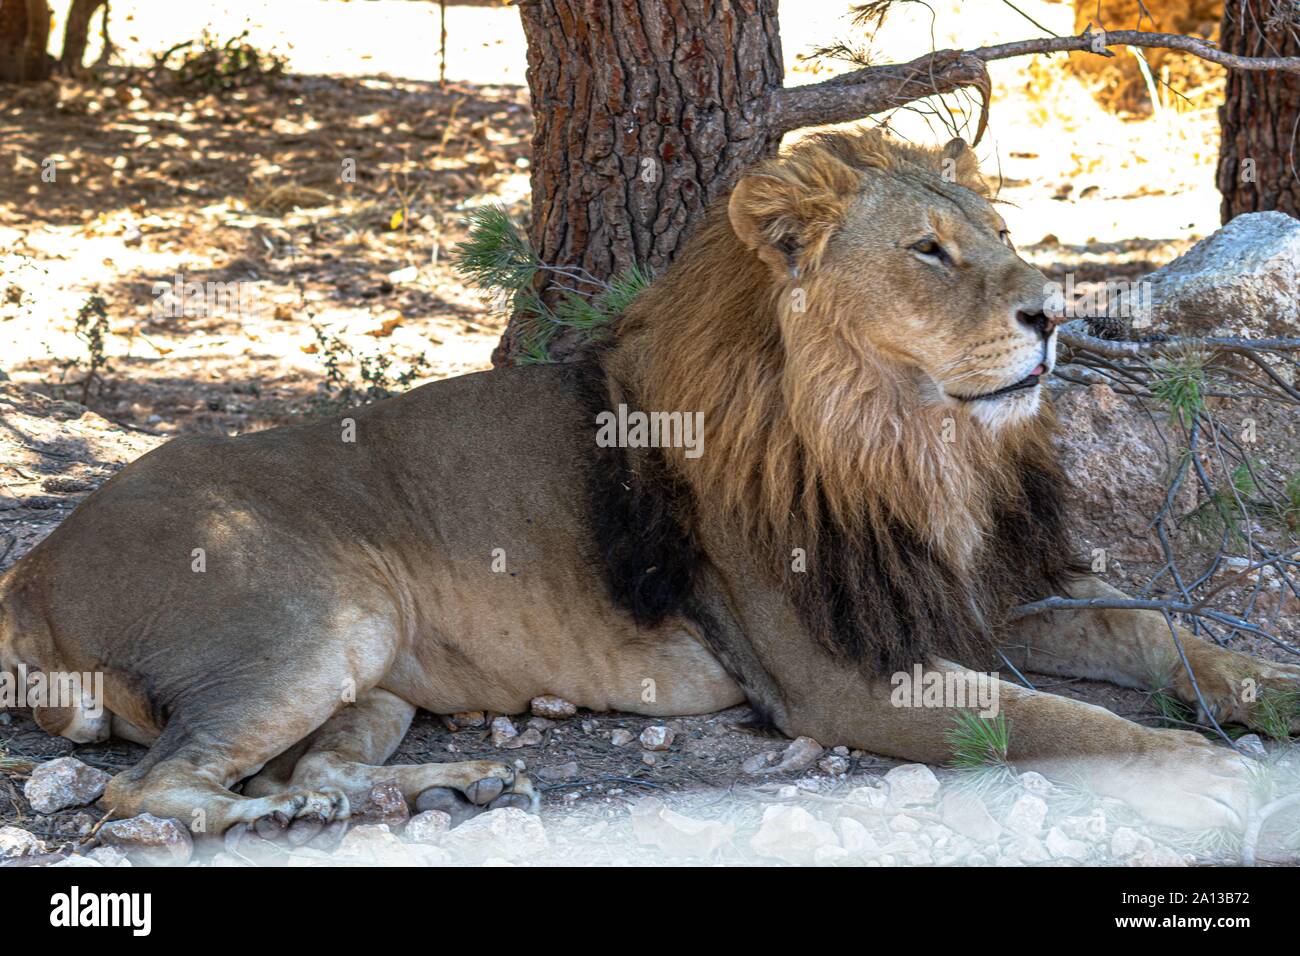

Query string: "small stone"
[[1132, 844, 1187, 867], [530, 695, 577, 720], [336, 824, 416, 865], [750, 805, 839, 865], [87, 846, 131, 867], [742, 751, 779, 775], [1006, 834, 1050, 864], [832, 746, 849, 757], [766, 736, 823, 773], [610, 729, 635, 747], [490, 716, 519, 747], [500, 727, 543, 750], [889, 813, 922, 833], [818, 754, 849, 776], [356, 782, 409, 826], [639, 726, 675, 751], [629, 798, 736, 857], [1004, 794, 1048, 836], [642, 752, 658, 766], [538, 761, 580, 783], [440, 808, 549, 864], [23, 757, 112, 814], [98, 813, 193, 865], [1059, 809, 1107, 842], [0, 826, 45, 859], [404, 810, 453, 844], [1018, 771, 1055, 795], [813, 844, 850, 865], [940, 790, 1002, 842], [884, 764, 941, 807], [53, 855, 102, 867], [1110, 826, 1155, 860], [846, 785, 888, 809], [1045, 826, 1090, 860], [837, 817, 878, 856], [527, 717, 555, 732], [1237, 734, 1267, 758]]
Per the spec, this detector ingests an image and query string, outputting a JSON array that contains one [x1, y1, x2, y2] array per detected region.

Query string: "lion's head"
[[604, 127, 1074, 671]]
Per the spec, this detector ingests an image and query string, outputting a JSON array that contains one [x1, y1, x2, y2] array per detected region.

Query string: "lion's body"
[[2, 128, 1298, 839]]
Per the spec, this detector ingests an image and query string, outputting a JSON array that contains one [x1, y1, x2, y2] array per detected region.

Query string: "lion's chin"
[[965, 385, 1043, 430]]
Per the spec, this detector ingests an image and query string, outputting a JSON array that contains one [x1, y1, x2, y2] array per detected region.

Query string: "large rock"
[[629, 798, 736, 858], [23, 757, 112, 813], [439, 807, 549, 864], [97, 813, 193, 865], [1052, 382, 1197, 562], [0, 826, 45, 859], [750, 805, 839, 865], [1111, 212, 1300, 339], [883, 763, 941, 807]]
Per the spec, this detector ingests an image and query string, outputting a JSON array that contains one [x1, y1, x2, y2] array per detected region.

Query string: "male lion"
[[2, 128, 1296, 844]]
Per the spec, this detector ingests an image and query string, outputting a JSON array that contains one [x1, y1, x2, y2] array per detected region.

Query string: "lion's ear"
[[728, 151, 860, 279], [940, 138, 992, 197]]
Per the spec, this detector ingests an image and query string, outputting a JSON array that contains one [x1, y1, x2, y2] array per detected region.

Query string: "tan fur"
[[2, 127, 1297, 840]]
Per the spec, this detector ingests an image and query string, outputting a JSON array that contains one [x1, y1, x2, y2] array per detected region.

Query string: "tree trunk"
[[497, 0, 784, 364], [1217, 0, 1300, 220], [59, 0, 106, 76], [0, 0, 52, 83]]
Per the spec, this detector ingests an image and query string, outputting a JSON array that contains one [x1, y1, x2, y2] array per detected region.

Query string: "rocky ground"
[[2, 0, 1299, 867]]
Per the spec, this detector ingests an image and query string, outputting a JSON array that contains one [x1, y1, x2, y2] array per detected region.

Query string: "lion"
[[2, 127, 1296, 847]]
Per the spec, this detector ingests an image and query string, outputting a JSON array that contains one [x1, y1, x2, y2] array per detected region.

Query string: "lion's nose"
[[1015, 308, 1059, 340]]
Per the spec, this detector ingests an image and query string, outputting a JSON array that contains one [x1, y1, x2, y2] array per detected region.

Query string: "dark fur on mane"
[[567, 359, 700, 628], [786, 451, 1080, 675], [570, 357, 1080, 676]]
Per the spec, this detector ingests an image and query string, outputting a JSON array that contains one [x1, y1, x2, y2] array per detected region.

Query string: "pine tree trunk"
[[59, 0, 106, 76], [1217, 0, 1300, 220], [0, 0, 52, 83], [496, 0, 784, 364]]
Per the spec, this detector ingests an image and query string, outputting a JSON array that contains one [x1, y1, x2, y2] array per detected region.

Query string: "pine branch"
[[769, 27, 1300, 137]]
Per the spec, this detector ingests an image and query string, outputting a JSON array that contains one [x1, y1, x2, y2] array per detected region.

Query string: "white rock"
[[846, 785, 889, 809], [499, 727, 543, 749], [629, 798, 736, 858], [0, 826, 45, 859], [639, 726, 675, 751], [529, 695, 577, 720], [1004, 794, 1048, 836], [1111, 211, 1300, 339], [490, 716, 519, 747], [404, 810, 453, 844], [884, 764, 941, 807], [1006, 834, 1050, 864], [610, 729, 635, 747], [1019, 771, 1054, 795], [98, 813, 193, 865], [837, 817, 878, 857], [440, 808, 549, 864], [1131, 845, 1187, 867], [940, 790, 1003, 842], [87, 846, 131, 867], [23, 757, 113, 814], [53, 855, 103, 867], [1059, 809, 1107, 842], [889, 813, 922, 833], [741, 751, 778, 774], [1045, 826, 1090, 860], [335, 824, 417, 865], [750, 805, 839, 865], [813, 844, 851, 865], [1110, 826, 1155, 860]]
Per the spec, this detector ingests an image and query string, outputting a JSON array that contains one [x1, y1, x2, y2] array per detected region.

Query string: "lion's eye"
[[909, 238, 950, 265]]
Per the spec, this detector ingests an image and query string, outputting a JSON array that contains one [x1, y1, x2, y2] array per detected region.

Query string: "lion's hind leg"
[[261, 687, 538, 828], [100, 705, 350, 850]]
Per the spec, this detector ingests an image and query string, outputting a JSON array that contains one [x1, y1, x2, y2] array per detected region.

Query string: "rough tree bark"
[[494, 3, 1300, 364], [1217, 0, 1300, 220], [498, 0, 784, 363], [0, 0, 52, 83], [59, 0, 107, 76]]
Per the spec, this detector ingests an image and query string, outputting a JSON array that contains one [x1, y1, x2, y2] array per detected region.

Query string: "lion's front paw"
[[1169, 647, 1300, 740]]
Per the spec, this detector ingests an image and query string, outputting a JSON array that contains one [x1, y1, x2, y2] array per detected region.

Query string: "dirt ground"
[[1, 0, 1297, 862]]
